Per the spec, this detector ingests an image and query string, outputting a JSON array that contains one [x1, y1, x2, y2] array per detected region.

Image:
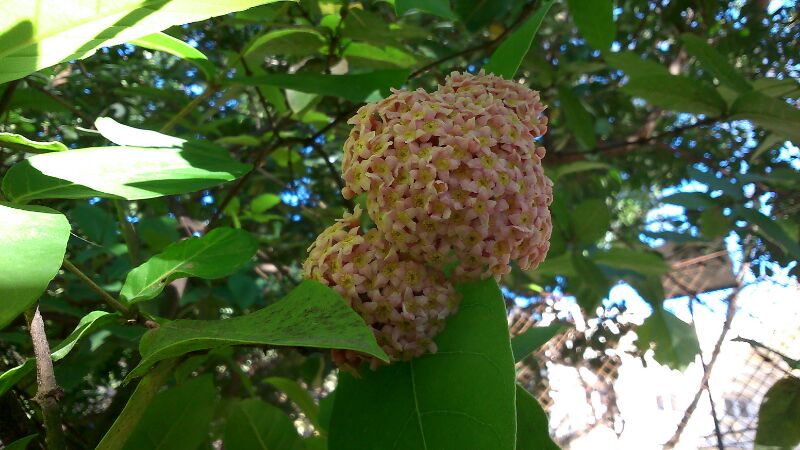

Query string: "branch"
[[663, 261, 749, 449], [550, 116, 721, 164], [25, 305, 66, 450], [62, 258, 157, 329]]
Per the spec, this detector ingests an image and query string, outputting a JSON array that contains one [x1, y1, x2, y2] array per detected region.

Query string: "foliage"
[[0, 0, 797, 448]]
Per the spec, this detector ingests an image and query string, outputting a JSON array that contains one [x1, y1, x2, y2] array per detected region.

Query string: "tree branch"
[[113, 200, 141, 266], [62, 258, 157, 329], [25, 305, 66, 450]]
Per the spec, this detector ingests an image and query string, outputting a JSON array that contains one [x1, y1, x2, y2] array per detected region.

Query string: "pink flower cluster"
[[303, 207, 458, 368], [342, 71, 553, 280], [305, 71, 552, 366]]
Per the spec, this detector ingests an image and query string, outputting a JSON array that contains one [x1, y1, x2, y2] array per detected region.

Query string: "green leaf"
[[451, 0, 511, 32], [342, 42, 418, 69], [120, 227, 257, 304], [0, 203, 70, 329], [2, 145, 251, 203], [571, 199, 610, 243], [680, 34, 751, 93], [231, 70, 410, 103], [329, 278, 516, 450], [604, 51, 670, 78], [593, 248, 671, 276], [622, 75, 727, 115], [94, 117, 184, 147], [551, 161, 611, 180], [755, 376, 800, 449], [131, 32, 215, 80], [0, 310, 119, 396], [249, 193, 281, 213], [122, 375, 216, 450], [0, 0, 290, 84], [97, 360, 179, 450], [264, 377, 320, 429], [511, 324, 564, 363], [2, 434, 38, 450], [734, 207, 800, 257], [516, 385, 559, 450], [699, 207, 730, 239], [224, 398, 305, 450], [567, 0, 615, 49], [729, 91, 800, 143], [753, 77, 800, 98], [749, 133, 786, 162], [395, 0, 457, 20], [636, 307, 700, 370], [571, 253, 611, 312], [0, 132, 67, 153], [127, 280, 389, 379], [557, 85, 596, 150], [245, 28, 326, 58], [532, 252, 576, 278], [660, 191, 713, 210], [484, 0, 554, 79]]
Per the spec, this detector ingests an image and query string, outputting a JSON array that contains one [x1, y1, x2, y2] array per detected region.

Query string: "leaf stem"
[[61, 258, 157, 329], [160, 84, 218, 134], [113, 200, 141, 266], [25, 305, 66, 450]]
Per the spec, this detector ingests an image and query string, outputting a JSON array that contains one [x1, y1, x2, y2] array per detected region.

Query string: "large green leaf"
[[660, 192, 714, 210], [130, 32, 215, 80], [0, 311, 118, 396], [0, 0, 288, 84], [2, 434, 38, 450], [636, 306, 700, 370], [604, 51, 670, 78], [342, 43, 418, 69], [94, 116, 185, 147], [0, 203, 70, 329], [244, 28, 326, 58], [680, 34, 751, 93], [567, 0, 615, 50], [755, 376, 800, 449], [126, 280, 389, 379], [329, 278, 516, 450], [593, 248, 672, 276], [0, 132, 67, 153], [571, 253, 611, 312], [2, 145, 250, 203], [511, 324, 564, 363], [557, 85, 596, 150], [120, 227, 257, 304], [484, 0, 554, 79], [264, 377, 320, 429], [122, 375, 216, 450], [734, 207, 800, 257], [571, 199, 610, 243], [729, 91, 800, 143], [516, 385, 559, 450], [97, 360, 179, 450], [224, 398, 305, 450], [230, 70, 410, 102], [395, 0, 457, 20], [451, 0, 511, 32], [622, 75, 727, 115]]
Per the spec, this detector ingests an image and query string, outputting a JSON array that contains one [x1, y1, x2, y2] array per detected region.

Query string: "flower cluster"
[[303, 207, 458, 368], [341, 71, 553, 280], [305, 71, 552, 366]]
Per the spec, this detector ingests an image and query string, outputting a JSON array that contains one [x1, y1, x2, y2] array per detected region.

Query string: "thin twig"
[[26, 81, 94, 123], [61, 258, 157, 329], [159, 84, 218, 134], [25, 305, 66, 450], [663, 261, 749, 449], [113, 200, 141, 266]]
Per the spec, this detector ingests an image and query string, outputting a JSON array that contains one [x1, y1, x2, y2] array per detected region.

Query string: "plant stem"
[[25, 306, 66, 450], [160, 84, 218, 134], [61, 258, 157, 328], [113, 200, 141, 266]]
